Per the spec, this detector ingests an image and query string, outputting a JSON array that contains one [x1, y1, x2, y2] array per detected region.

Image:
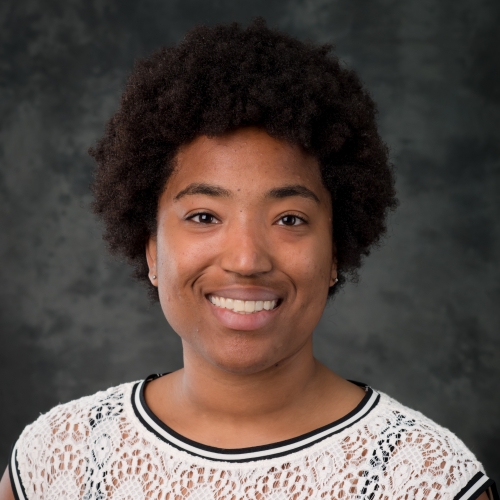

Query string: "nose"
[[220, 220, 273, 277]]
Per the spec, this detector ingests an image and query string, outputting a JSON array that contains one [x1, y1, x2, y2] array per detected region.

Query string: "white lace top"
[[10, 374, 497, 500]]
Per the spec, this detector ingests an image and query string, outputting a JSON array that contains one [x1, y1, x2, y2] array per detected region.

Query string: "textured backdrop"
[[1, 0, 499, 477]]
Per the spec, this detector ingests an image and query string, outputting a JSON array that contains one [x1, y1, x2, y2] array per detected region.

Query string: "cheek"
[[157, 222, 207, 280], [155, 223, 220, 323], [155, 232, 197, 305], [156, 243, 205, 339], [278, 231, 333, 294]]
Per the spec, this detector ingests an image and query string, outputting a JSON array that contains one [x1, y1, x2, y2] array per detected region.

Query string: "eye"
[[276, 214, 306, 226], [187, 212, 220, 224]]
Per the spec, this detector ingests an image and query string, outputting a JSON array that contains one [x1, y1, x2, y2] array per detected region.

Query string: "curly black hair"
[[89, 18, 397, 300]]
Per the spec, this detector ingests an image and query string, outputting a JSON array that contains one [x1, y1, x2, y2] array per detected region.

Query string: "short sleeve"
[[7, 394, 94, 500], [9, 440, 28, 500], [6, 384, 130, 500], [453, 472, 498, 500], [378, 394, 497, 500]]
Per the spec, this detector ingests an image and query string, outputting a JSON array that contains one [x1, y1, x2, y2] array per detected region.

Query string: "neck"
[[176, 338, 321, 420], [144, 336, 364, 448]]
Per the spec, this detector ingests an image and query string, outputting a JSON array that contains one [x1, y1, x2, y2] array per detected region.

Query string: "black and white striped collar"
[[131, 373, 380, 463]]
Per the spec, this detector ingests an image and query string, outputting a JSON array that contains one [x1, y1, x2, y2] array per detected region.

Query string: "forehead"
[[166, 127, 325, 195]]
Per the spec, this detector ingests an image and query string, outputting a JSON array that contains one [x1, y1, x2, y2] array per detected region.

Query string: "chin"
[[208, 346, 281, 376], [213, 361, 275, 376]]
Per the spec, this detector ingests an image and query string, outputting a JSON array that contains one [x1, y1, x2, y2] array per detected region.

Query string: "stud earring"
[[151, 275, 157, 280]]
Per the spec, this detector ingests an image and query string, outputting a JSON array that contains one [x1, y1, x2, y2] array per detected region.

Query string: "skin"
[[143, 127, 366, 448], [1, 127, 489, 499]]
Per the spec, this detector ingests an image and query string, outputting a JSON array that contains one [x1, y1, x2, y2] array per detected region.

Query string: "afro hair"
[[89, 18, 398, 300]]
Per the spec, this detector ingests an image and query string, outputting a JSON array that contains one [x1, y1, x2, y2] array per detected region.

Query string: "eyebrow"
[[173, 182, 320, 204], [266, 185, 320, 204], [174, 183, 232, 201]]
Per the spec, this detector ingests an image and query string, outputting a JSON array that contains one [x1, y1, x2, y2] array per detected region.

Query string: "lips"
[[205, 287, 282, 330]]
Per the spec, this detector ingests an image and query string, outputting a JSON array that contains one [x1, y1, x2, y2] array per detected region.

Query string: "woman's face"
[[147, 127, 336, 374]]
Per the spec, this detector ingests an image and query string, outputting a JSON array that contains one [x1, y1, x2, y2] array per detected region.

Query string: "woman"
[[1, 19, 496, 500]]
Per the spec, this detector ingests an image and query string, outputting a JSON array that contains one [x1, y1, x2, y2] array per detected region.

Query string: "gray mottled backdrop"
[[1, 0, 499, 477]]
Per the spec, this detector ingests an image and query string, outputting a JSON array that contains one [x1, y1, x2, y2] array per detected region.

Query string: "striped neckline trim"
[[131, 375, 380, 463]]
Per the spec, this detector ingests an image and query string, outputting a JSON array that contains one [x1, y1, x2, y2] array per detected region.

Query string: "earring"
[[151, 275, 157, 280]]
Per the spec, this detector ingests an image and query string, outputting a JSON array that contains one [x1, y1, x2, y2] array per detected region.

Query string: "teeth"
[[209, 295, 278, 314], [244, 301, 255, 313]]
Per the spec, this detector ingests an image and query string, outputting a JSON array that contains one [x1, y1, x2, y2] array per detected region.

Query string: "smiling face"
[[146, 127, 336, 374]]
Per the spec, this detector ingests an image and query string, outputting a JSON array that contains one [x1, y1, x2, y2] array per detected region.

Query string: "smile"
[[208, 295, 279, 314]]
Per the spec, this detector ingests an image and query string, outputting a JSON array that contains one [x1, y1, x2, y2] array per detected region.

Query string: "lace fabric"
[[12, 379, 494, 500]]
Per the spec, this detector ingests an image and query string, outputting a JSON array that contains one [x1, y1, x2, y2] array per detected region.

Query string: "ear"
[[329, 268, 338, 287], [329, 251, 338, 287], [146, 235, 158, 286]]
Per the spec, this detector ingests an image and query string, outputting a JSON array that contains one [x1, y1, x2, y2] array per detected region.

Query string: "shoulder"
[[17, 380, 135, 446], [11, 380, 138, 500], [368, 390, 496, 499]]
